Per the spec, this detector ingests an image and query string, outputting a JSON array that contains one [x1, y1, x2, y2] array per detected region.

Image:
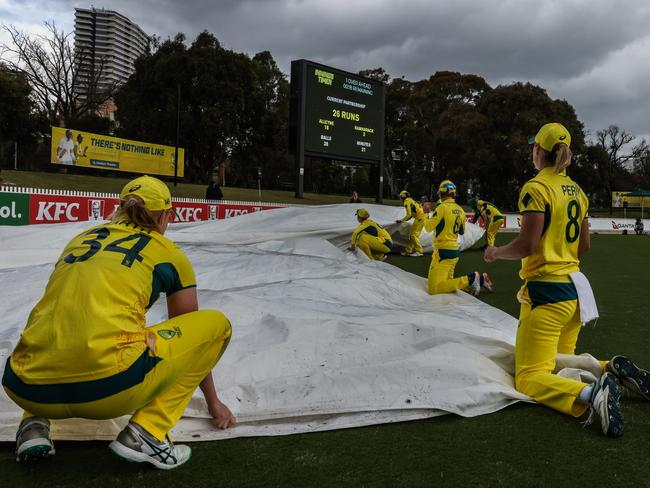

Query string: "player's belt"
[[1, 349, 161, 404], [526, 280, 578, 309]]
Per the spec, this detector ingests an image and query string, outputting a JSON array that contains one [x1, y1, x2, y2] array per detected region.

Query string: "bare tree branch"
[[0, 21, 117, 125]]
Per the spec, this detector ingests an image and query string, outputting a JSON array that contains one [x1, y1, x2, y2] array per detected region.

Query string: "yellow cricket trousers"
[[357, 233, 393, 260], [405, 218, 425, 254], [485, 217, 504, 246], [3, 310, 231, 441], [515, 279, 605, 417], [427, 249, 470, 295]]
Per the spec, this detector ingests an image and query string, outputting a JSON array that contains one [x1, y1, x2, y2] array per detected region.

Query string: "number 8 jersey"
[[517, 167, 589, 280], [10, 219, 196, 384]]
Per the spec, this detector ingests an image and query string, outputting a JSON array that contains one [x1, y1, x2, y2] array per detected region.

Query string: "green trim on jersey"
[[438, 249, 461, 260], [2, 349, 162, 404], [527, 281, 578, 309]]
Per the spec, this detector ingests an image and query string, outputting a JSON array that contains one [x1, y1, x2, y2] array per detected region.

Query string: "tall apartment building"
[[74, 7, 149, 115]]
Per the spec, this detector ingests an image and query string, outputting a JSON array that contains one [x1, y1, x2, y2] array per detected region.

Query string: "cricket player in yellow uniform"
[[472, 199, 504, 246], [396, 190, 425, 256], [424, 180, 492, 296], [350, 208, 393, 261], [2, 176, 235, 468], [485, 123, 650, 437]]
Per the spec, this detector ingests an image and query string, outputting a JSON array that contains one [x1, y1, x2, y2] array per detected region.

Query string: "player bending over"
[[471, 199, 504, 246], [350, 208, 394, 261], [424, 180, 492, 296], [2, 176, 235, 468], [484, 123, 650, 437], [396, 190, 425, 256]]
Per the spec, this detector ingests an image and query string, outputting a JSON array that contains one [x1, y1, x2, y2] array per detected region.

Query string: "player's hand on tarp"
[[209, 399, 237, 429]]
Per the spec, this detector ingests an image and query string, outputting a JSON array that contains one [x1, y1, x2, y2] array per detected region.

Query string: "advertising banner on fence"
[[50, 126, 185, 177], [0, 192, 29, 226], [0, 189, 283, 225]]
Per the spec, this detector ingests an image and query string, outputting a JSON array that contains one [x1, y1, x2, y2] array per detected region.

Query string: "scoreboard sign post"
[[290, 60, 386, 202]]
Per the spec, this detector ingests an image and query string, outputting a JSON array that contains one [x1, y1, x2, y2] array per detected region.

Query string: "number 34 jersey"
[[518, 167, 589, 280], [10, 219, 196, 383]]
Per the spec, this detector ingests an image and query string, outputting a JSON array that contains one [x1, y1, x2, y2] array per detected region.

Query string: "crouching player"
[[485, 122, 650, 437], [2, 175, 235, 468], [425, 180, 492, 296], [471, 199, 504, 246], [351, 208, 393, 261]]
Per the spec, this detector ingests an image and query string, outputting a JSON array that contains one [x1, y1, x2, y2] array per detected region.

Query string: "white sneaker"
[[109, 423, 192, 470], [410, 252, 424, 257], [15, 417, 55, 462], [585, 372, 624, 437], [468, 271, 481, 296]]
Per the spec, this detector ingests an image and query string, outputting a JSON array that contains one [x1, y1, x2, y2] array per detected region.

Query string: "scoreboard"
[[290, 60, 385, 163]]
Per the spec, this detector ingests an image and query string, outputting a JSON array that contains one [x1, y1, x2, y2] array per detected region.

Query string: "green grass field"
[[1, 233, 649, 487]]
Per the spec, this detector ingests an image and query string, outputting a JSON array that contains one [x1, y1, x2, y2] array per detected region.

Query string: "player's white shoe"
[[109, 422, 191, 470], [585, 372, 624, 437], [15, 417, 55, 462], [468, 271, 481, 296], [410, 252, 424, 257]]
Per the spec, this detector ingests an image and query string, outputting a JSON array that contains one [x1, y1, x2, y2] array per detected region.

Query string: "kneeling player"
[[425, 180, 492, 296]]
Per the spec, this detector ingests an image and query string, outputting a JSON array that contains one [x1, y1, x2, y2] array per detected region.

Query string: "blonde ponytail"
[[551, 144, 572, 173], [111, 195, 162, 230]]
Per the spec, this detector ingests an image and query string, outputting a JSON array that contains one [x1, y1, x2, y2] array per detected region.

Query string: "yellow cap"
[[120, 175, 172, 211], [477, 199, 485, 207], [438, 180, 456, 194], [399, 190, 409, 198], [356, 208, 369, 219], [531, 123, 571, 152]]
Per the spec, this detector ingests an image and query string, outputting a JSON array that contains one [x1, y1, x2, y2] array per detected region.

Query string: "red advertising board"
[[30, 194, 120, 224], [25, 192, 283, 225]]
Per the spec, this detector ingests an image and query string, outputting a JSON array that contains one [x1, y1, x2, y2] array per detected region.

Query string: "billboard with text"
[[51, 126, 185, 177]]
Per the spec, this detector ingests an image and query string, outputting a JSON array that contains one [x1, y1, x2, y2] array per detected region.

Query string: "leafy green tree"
[[0, 64, 46, 170]]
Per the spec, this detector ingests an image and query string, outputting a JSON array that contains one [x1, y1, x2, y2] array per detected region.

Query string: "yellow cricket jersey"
[[9, 219, 196, 384], [400, 197, 425, 222], [517, 167, 589, 279], [475, 202, 503, 226], [351, 219, 392, 245], [424, 199, 465, 250]]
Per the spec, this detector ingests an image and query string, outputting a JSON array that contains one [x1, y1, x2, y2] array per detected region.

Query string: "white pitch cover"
[[0, 204, 530, 442]]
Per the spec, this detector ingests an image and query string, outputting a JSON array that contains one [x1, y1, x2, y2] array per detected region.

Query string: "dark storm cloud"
[[3, 0, 650, 140]]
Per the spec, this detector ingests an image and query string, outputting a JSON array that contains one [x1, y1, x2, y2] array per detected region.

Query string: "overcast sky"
[[2, 0, 649, 143]]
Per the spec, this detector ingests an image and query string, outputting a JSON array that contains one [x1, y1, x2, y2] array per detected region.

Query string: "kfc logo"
[[224, 208, 248, 218], [208, 205, 218, 220], [88, 199, 105, 221], [35, 201, 80, 221], [174, 207, 202, 222]]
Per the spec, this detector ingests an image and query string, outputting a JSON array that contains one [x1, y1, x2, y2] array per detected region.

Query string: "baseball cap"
[[438, 180, 456, 194], [399, 190, 410, 198], [120, 175, 172, 211], [356, 208, 370, 219], [528, 123, 571, 152]]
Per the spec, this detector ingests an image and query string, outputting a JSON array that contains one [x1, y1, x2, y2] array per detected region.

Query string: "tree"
[[1, 22, 115, 126], [595, 126, 648, 207], [0, 64, 46, 169], [478, 83, 585, 208], [115, 32, 290, 185]]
